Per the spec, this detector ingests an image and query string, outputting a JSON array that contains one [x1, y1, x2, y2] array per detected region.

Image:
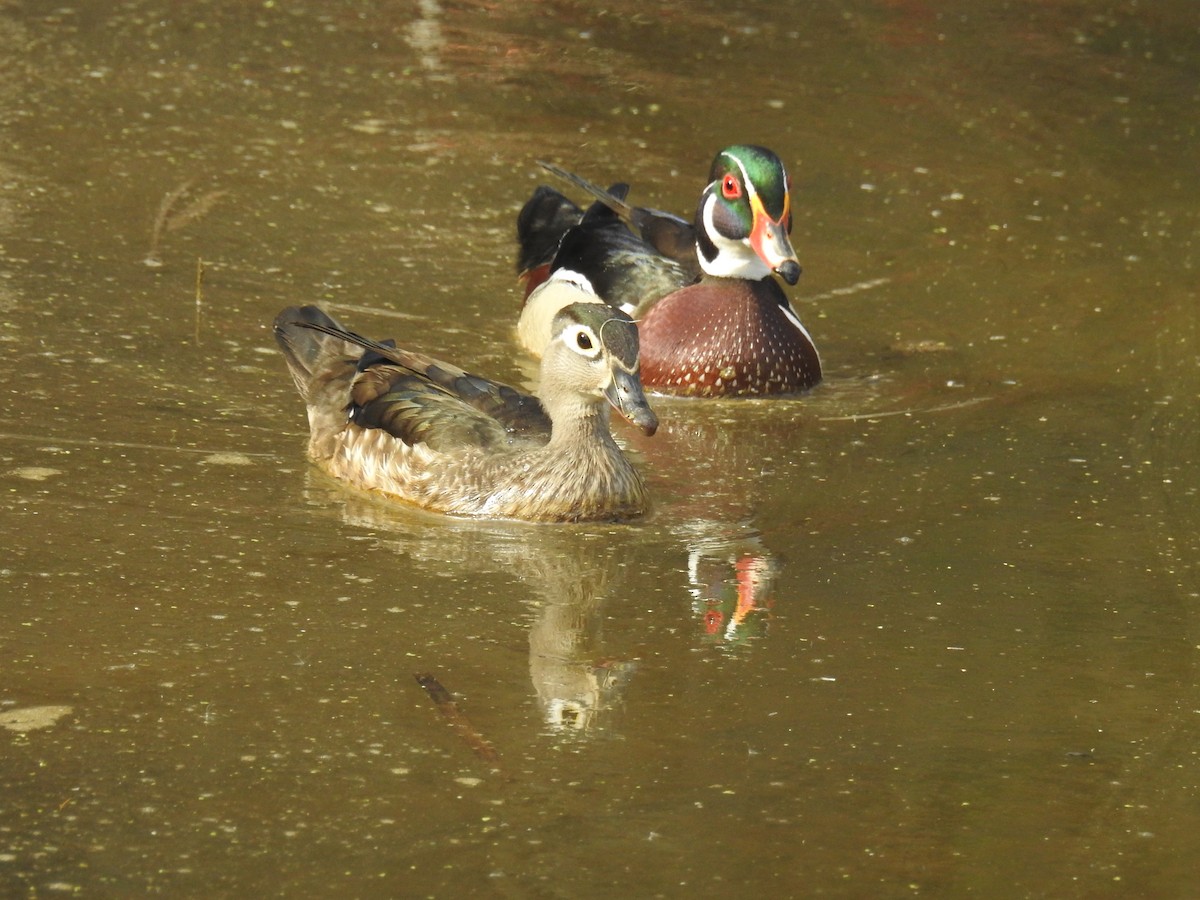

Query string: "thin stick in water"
[[415, 672, 499, 762], [194, 257, 204, 345]]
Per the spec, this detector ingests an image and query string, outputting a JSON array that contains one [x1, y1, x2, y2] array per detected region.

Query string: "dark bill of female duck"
[[697, 144, 802, 286]]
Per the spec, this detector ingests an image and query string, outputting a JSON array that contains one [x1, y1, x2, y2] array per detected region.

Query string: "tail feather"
[[538, 161, 637, 224], [516, 185, 582, 278], [274, 306, 365, 459], [538, 160, 697, 272], [273, 306, 362, 401]]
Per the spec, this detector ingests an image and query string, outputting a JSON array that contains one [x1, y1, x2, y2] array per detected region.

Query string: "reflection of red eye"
[[721, 173, 741, 199]]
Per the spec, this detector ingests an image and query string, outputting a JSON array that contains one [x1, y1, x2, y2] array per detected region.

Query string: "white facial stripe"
[[699, 193, 772, 280], [719, 151, 758, 205]]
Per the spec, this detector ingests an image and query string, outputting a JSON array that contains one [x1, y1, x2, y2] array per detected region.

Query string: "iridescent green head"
[[695, 144, 801, 285]]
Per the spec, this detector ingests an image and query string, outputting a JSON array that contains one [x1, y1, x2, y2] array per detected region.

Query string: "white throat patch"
[[698, 193, 772, 280]]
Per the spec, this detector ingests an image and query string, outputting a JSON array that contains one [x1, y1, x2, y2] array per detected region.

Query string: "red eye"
[[721, 173, 741, 199]]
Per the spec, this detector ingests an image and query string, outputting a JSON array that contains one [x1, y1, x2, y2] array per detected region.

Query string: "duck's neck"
[[540, 399, 641, 491], [546, 400, 621, 460], [499, 398, 644, 521]]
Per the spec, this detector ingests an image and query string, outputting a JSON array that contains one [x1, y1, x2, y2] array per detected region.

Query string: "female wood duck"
[[516, 145, 822, 398], [274, 303, 658, 522]]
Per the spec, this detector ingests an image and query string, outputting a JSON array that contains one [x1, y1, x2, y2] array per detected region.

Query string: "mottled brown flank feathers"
[[638, 278, 821, 397]]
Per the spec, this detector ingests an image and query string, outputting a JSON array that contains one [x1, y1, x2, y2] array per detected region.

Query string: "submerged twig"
[[164, 189, 227, 234], [820, 396, 992, 422], [0, 431, 278, 458], [146, 180, 193, 265], [144, 180, 228, 268], [415, 672, 499, 763], [194, 257, 205, 345], [804, 276, 892, 303]]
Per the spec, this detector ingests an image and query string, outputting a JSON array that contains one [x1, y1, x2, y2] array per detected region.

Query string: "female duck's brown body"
[[274, 303, 657, 523], [321, 398, 647, 521]]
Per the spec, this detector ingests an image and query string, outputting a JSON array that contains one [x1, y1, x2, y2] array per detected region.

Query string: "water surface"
[[2, 1, 1198, 896]]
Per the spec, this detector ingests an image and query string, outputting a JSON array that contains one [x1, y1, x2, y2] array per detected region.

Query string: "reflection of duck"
[[620, 397, 804, 519], [516, 145, 821, 397], [300, 477, 637, 735], [273, 303, 657, 522], [686, 531, 778, 649], [405, 0, 447, 76], [517, 543, 637, 733], [620, 403, 792, 651]]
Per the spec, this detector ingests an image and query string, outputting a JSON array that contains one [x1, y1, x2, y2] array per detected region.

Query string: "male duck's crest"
[[275, 303, 656, 522], [515, 145, 822, 397]]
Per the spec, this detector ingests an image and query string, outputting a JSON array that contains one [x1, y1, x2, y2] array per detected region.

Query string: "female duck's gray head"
[[551, 302, 658, 436]]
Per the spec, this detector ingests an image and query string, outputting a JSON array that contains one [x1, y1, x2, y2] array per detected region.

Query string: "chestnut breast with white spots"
[[636, 278, 822, 397]]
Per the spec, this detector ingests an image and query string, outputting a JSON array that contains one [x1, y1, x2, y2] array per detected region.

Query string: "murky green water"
[[2, 0, 1197, 896]]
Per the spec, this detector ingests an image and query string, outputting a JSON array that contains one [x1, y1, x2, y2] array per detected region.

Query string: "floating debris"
[[200, 452, 254, 466], [349, 118, 390, 135], [0, 705, 73, 733], [144, 180, 228, 268], [888, 338, 952, 355], [7, 467, 63, 481]]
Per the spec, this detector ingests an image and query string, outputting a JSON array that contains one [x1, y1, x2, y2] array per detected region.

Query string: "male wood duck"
[[515, 145, 822, 398], [274, 303, 658, 522]]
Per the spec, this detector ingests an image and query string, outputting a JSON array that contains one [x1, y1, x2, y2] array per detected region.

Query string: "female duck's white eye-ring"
[[564, 324, 601, 357]]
